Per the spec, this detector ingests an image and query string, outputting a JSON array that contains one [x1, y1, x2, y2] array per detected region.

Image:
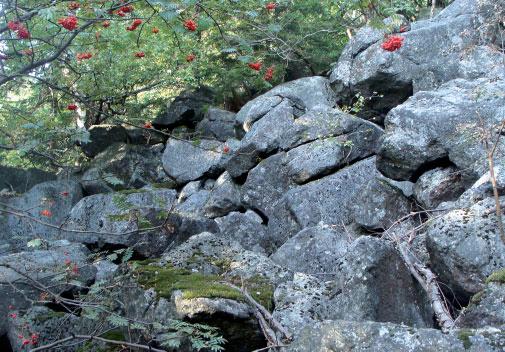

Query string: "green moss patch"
[[458, 329, 474, 349], [133, 261, 274, 309], [486, 269, 505, 284]]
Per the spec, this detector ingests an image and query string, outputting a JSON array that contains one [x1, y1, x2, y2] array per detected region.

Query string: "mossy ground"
[[485, 268, 505, 284], [133, 260, 274, 310]]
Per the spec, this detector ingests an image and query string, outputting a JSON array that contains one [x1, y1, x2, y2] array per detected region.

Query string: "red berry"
[[16, 27, 30, 39], [116, 10, 126, 17], [134, 51, 145, 58], [102, 21, 111, 28], [186, 54, 196, 62], [152, 27, 159, 34], [222, 145, 230, 154], [22, 339, 30, 346], [7, 21, 21, 31], [61, 191, 70, 196], [9, 313, 17, 319], [120, 5, 134, 13], [264, 66, 275, 81], [133, 19, 142, 26], [183, 19, 197, 32], [67, 104, 78, 111], [143, 122, 152, 129]]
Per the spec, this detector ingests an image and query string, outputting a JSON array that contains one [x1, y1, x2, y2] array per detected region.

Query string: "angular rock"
[[377, 77, 505, 181], [330, 0, 505, 121], [0, 165, 56, 193], [80, 124, 127, 158], [286, 320, 505, 352], [235, 76, 337, 134], [196, 107, 236, 141], [163, 232, 291, 286], [353, 177, 411, 231], [273, 273, 332, 336], [80, 143, 175, 195], [0, 180, 83, 252], [62, 189, 218, 257], [426, 196, 505, 301], [268, 157, 380, 246], [0, 243, 95, 335], [154, 87, 214, 128], [270, 225, 353, 277], [124, 125, 165, 145], [414, 167, 470, 209], [162, 138, 225, 184], [173, 291, 252, 320], [215, 211, 270, 254], [201, 172, 242, 218], [458, 273, 505, 329], [331, 236, 433, 327]]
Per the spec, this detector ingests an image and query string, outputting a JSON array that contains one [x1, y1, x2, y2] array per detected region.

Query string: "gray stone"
[[353, 177, 411, 231], [235, 76, 337, 135], [268, 157, 380, 247], [377, 78, 505, 181], [62, 189, 218, 257], [426, 196, 505, 301], [286, 320, 505, 352], [0, 180, 83, 253], [0, 244, 95, 335], [330, 236, 433, 327], [202, 172, 242, 218], [215, 211, 270, 255], [270, 225, 353, 277], [414, 167, 470, 209], [173, 291, 252, 320], [163, 232, 291, 286], [124, 125, 165, 145], [154, 87, 214, 128], [80, 143, 175, 194], [0, 165, 56, 193], [162, 138, 225, 183], [93, 260, 118, 282], [196, 108, 236, 141], [80, 124, 127, 158]]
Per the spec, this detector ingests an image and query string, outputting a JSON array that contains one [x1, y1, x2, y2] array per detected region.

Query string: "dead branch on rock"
[[223, 281, 292, 347]]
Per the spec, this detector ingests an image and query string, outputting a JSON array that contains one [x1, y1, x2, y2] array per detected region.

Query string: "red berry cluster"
[[186, 53, 196, 62], [381, 35, 404, 52], [102, 21, 111, 28], [135, 51, 145, 58], [184, 19, 197, 32], [7, 306, 40, 347], [68, 2, 80, 10], [144, 122, 152, 129], [264, 66, 275, 81], [248, 62, 262, 71], [7, 21, 30, 39], [40, 209, 52, 217], [127, 18, 142, 31], [67, 104, 78, 111], [266, 2, 277, 11], [58, 16, 78, 31], [152, 27, 159, 34], [76, 52, 93, 60], [64, 254, 79, 276], [120, 5, 134, 13]]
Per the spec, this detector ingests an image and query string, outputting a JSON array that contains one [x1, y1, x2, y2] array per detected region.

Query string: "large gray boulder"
[[426, 196, 505, 302], [0, 180, 83, 253], [0, 165, 56, 193], [80, 143, 175, 194], [215, 210, 270, 254], [329, 0, 505, 121], [377, 77, 505, 181], [80, 124, 127, 158], [330, 236, 433, 327], [0, 243, 95, 335], [286, 320, 505, 352], [154, 87, 214, 128], [162, 138, 226, 184], [162, 232, 292, 286], [62, 189, 218, 257], [201, 172, 242, 218], [196, 107, 236, 142], [267, 157, 380, 246], [235, 76, 337, 135], [270, 225, 353, 277]]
